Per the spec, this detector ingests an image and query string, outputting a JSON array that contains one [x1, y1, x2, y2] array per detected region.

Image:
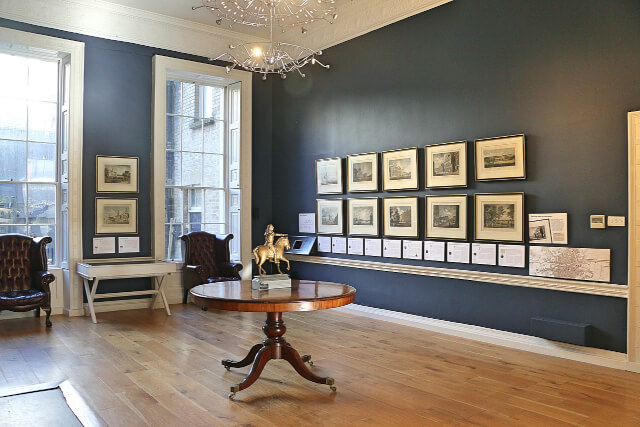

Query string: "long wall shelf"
[[289, 255, 628, 298]]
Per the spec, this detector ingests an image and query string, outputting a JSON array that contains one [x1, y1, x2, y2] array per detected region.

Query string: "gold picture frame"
[[425, 141, 467, 188], [347, 152, 378, 192], [425, 194, 467, 240], [474, 134, 526, 181], [382, 147, 419, 191], [383, 196, 419, 238], [95, 198, 138, 234], [315, 157, 343, 194], [347, 198, 379, 236], [96, 155, 139, 193], [474, 193, 524, 242]]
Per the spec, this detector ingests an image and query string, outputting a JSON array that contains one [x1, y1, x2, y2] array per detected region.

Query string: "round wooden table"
[[190, 280, 356, 399]]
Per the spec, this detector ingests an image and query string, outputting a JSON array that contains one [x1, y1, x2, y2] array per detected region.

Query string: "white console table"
[[77, 261, 177, 323]]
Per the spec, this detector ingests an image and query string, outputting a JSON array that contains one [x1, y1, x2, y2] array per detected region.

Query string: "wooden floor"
[[1, 305, 640, 426]]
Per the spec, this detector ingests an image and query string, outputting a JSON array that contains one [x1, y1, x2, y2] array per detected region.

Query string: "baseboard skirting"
[[339, 303, 640, 373], [0, 307, 64, 321], [290, 255, 628, 298]]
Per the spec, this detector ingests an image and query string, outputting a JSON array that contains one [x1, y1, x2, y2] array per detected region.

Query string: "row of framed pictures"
[[316, 134, 526, 193], [317, 192, 525, 242]]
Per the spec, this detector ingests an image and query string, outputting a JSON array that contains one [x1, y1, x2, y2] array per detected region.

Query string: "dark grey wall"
[[269, 0, 640, 352]]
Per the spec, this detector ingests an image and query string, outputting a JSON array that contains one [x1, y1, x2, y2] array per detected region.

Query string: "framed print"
[[425, 141, 467, 188], [96, 155, 139, 193], [348, 198, 379, 236], [474, 193, 524, 242], [316, 199, 344, 234], [382, 147, 419, 191], [383, 196, 419, 238], [95, 198, 138, 234], [347, 152, 378, 192], [475, 134, 526, 181], [316, 157, 343, 194], [425, 195, 467, 240]]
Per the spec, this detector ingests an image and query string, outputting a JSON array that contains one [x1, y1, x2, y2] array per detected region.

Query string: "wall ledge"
[[339, 303, 639, 372], [289, 255, 628, 298]]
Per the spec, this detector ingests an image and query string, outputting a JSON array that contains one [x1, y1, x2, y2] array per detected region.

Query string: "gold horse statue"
[[253, 236, 291, 275]]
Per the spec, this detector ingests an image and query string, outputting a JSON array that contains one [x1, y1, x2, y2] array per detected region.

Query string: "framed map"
[[529, 247, 610, 282]]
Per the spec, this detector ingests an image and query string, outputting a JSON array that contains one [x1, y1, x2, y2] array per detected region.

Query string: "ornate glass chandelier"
[[193, 0, 335, 79]]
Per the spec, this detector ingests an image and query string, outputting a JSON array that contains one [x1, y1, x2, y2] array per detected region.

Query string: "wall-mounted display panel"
[[316, 199, 344, 234], [425, 195, 467, 240], [383, 197, 419, 238], [425, 141, 467, 188], [316, 157, 343, 194], [382, 147, 419, 191], [474, 193, 524, 242], [347, 152, 378, 192], [475, 134, 526, 181], [347, 198, 379, 236]]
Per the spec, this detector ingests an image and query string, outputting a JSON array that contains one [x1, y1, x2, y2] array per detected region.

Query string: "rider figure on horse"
[[264, 224, 287, 258]]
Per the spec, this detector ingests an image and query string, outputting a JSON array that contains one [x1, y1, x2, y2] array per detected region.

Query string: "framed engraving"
[[425, 141, 467, 188], [425, 195, 467, 240], [96, 155, 139, 193], [316, 157, 343, 194], [474, 193, 524, 242], [348, 198, 379, 236], [95, 198, 138, 234], [475, 134, 526, 181], [383, 196, 419, 238], [382, 147, 419, 191], [347, 152, 378, 192], [316, 199, 344, 234]]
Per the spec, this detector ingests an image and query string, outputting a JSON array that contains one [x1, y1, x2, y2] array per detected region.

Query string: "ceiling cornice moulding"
[[0, 0, 266, 59]]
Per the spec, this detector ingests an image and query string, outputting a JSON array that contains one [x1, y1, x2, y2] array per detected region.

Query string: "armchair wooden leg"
[[183, 288, 189, 304], [44, 309, 52, 327], [35, 308, 40, 318]]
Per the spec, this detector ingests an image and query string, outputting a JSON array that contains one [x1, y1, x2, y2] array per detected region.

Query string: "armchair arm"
[[219, 262, 243, 279], [33, 270, 55, 294], [184, 264, 207, 282]]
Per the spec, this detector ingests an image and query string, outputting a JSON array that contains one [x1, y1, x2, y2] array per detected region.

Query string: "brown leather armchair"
[[0, 234, 55, 327], [180, 232, 243, 304]]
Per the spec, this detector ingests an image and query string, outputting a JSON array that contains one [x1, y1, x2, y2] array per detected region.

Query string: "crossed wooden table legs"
[[222, 312, 336, 399]]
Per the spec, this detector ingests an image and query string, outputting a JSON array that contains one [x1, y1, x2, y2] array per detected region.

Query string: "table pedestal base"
[[222, 312, 336, 399]]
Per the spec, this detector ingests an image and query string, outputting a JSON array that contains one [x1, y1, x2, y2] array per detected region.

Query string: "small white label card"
[[403, 240, 423, 260], [317, 236, 332, 252], [348, 237, 364, 255], [424, 241, 446, 262], [472, 243, 497, 265], [447, 242, 470, 264], [498, 244, 526, 268], [118, 236, 140, 253], [93, 237, 115, 255], [332, 237, 347, 254], [364, 238, 382, 257], [383, 239, 402, 258], [299, 213, 316, 233]]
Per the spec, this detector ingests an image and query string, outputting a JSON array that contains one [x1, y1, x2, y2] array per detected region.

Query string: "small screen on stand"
[[292, 240, 303, 250]]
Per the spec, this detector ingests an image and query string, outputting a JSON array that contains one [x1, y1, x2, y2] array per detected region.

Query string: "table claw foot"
[[222, 343, 264, 371], [301, 354, 314, 366]]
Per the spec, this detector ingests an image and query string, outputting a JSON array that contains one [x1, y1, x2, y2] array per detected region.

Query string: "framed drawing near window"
[[348, 198, 379, 236], [383, 196, 419, 238], [347, 152, 378, 192], [474, 134, 526, 181], [316, 199, 344, 234], [382, 147, 419, 191], [425, 141, 467, 188], [425, 195, 467, 240], [316, 157, 343, 194], [95, 198, 138, 234], [474, 193, 524, 242], [96, 155, 139, 193]]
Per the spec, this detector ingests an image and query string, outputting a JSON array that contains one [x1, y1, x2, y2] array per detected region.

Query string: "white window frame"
[[0, 27, 85, 317], [152, 55, 252, 279]]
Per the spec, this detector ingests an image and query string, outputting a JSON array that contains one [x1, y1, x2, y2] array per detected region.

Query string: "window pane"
[[28, 142, 56, 181], [203, 121, 224, 154], [165, 188, 184, 223], [182, 118, 202, 152], [203, 154, 224, 188], [165, 223, 183, 261], [166, 80, 182, 115], [166, 115, 181, 150], [28, 184, 56, 224], [204, 223, 225, 234], [28, 59, 58, 102], [0, 225, 27, 235], [188, 223, 203, 233], [202, 86, 224, 120], [0, 54, 28, 100], [166, 151, 180, 185], [182, 82, 197, 118], [0, 99, 27, 140], [182, 152, 202, 186], [188, 188, 203, 211], [0, 183, 27, 224], [204, 189, 225, 223], [29, 224, 55, 264], [28, 101, 57, 143], [0, 140, 27, 181]]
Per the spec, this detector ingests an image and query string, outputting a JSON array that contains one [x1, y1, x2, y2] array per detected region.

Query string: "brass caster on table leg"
[[326, 377, 336, 392], [228, 392, 236, 400], [228, 385, 239, 400], [225, 366, 231, 371], [201, 306, 208, 311], [330, 386, 337, 392], [302, 354, 313, 366]]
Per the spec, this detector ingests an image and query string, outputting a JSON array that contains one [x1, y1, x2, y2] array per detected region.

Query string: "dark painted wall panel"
[[270, 0, 640, 352]]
